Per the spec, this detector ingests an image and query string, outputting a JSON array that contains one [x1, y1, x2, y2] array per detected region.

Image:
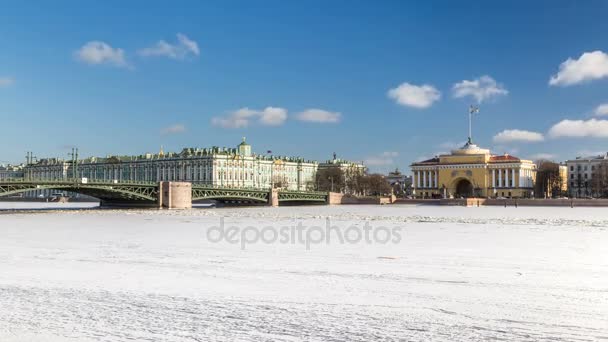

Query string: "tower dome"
[[238, 137, 252, 157], [451, 141, 490, 155]]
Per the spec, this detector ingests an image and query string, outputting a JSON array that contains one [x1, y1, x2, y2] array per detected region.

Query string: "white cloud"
[[548, 118, 608, 138], [365, 151, 399, 166], [211, 107, 287, 129], [549, 50, 608, 86], [295, 109, 341, 123], [594, 103, 608, 116], [492, 146, 520, 156], [438, 141, 466, 150], [211, 108, 257, 129], [528, 153, 556, 161], [160, 124, 186, 135], [0, 77, 14, 87], [139, 33, 200, 60], [492, 129, 544, 143], [75, 41, 128, 67], [414, 152, 446, 162], [452, 75, 508, 103], [577, 150, 607, 158], [387, 82, 441, 109], [259, 107, 288, 126]]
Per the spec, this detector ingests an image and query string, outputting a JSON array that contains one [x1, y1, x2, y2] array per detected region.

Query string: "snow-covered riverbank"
[[1, 204, 606, 341]]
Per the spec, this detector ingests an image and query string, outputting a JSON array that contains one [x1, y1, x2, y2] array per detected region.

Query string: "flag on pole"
[[469, 105, 480, 114]]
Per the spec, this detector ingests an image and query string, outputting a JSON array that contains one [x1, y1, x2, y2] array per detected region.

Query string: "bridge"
[[0, 179, 330, 208]]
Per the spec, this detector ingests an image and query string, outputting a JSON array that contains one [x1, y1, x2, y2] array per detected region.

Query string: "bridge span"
[[0, 180, 330, 208]]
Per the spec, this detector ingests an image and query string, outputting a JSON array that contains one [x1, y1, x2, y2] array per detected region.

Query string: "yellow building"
[[411, 141, 537, 199]]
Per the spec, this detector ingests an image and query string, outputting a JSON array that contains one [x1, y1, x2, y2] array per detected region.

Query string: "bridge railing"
[[1, 178, 329, 194], [0, 178, 158, 185]]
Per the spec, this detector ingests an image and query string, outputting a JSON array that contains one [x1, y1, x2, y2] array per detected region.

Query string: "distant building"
[[0, 164, 24, 180], [21, 139, 373, 193], [318, 157, 366, 176], [559, 164, 568, 194], [24, 138, 320, 191], [410, 141, 537, 199], [565, 153, 608, 198], [318, 155, 367, 193], [384, 168, 411, 194]]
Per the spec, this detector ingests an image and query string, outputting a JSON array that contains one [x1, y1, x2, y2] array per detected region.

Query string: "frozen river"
[[0, 203, 606, 341]]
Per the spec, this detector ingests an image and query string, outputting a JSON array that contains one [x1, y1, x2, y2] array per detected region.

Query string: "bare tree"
[[352, 173, 391, 196], [535, 160, 564, 198], [315, 168, 345, 192], [591, 161, 608, 198]]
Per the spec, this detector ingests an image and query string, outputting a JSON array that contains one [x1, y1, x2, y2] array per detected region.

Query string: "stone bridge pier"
[[159, 182, 192, 209], [268, 188, 279, 207]]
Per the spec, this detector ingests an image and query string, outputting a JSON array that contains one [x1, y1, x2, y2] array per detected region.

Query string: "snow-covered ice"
[[0, 203, 607, 341]]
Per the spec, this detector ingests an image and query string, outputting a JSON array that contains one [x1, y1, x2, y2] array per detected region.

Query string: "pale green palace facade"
[[23, 139, 361, 192]]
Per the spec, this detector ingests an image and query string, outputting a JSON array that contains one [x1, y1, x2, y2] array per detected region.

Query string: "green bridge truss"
[[191, 186, 270, 202], [278, 190, 328, 202], [0, 180, 159, 202], [0, 180, 328, 204]]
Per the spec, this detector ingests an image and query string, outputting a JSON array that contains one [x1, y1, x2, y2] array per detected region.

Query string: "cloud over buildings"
[[295, 109, 341, 123], [388, 82, 441, 109], [452, 75, 508, 103], [548, 118, 608, 138], [161, 124, 186, 135], [365, 151, 399, 166], [212, 107, 288, 128], [493, 129, 544, 143], [549, 50, 608, 86]]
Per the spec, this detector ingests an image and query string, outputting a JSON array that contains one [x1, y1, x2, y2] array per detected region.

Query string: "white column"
[[498, 169, 502, 188], [511, 169, 515, 188], [416, 171, 421, 188], [422, 171, 426, 188], [505, 168, 509, 188], [492, 169, 496, 188], [518, 168, 522, 188]]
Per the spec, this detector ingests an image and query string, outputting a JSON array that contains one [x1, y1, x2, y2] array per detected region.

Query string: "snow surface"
[[0, 203, 607, 341]]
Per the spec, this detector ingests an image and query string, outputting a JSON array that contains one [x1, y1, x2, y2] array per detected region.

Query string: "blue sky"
[[2, 1, 608, 173]]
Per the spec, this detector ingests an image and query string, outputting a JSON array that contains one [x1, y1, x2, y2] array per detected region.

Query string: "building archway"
[[454, 178, 474, 198]]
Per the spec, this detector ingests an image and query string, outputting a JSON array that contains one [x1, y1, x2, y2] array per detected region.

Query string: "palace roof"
[[489, 154, 520, 162], [412, 157, 440, 165]]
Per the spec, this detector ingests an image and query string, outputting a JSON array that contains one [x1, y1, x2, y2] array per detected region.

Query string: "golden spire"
[[159, 145, 165, 156]]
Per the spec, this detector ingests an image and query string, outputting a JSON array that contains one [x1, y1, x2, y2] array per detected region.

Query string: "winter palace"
[[22, 138, 365, 192]]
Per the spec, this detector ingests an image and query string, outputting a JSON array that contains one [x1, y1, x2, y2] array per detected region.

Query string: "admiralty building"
[[23, 138, 365, 192]]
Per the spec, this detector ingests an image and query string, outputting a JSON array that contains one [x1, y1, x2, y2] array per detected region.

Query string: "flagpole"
[[468, 105, 479, 144], [468, 109, 472, 144]]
